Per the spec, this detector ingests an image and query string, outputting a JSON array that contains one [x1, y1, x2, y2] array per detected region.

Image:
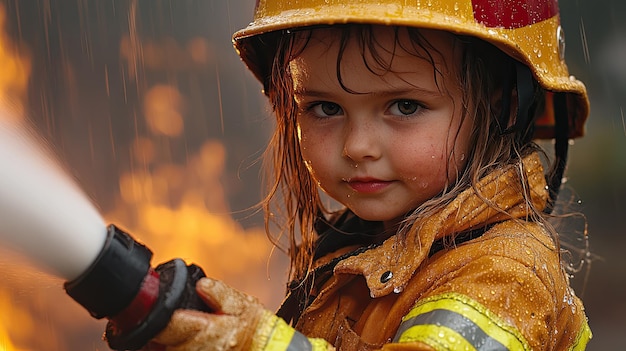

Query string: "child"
[[142, 0, 591, 350]]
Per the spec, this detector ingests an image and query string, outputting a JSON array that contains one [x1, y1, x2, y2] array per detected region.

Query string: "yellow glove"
[[142, 277, 334, 351]]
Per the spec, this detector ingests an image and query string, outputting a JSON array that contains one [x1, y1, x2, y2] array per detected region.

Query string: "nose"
[[342, 119, 382, 162]]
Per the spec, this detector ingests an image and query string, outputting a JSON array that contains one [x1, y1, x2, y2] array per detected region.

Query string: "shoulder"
[[462, 219, 560, 273], [390, 220, 590, 350], [396, 219, 589, 350], [425, 219, 562, 293]]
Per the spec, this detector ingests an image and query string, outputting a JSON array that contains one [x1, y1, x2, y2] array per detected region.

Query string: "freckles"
[[299, 132, 319, 157], [427, 142, 446, 160]]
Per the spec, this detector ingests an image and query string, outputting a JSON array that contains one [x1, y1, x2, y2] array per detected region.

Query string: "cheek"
[[394, 138, 448, 177], [298, 127, 330, 175], [391, 132, 459, 194]]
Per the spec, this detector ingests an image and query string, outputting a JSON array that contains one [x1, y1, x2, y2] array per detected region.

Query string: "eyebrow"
[[293, 87, 444, 99]]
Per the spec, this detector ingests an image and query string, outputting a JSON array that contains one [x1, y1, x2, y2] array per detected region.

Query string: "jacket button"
[[380, 271, 393, 283]]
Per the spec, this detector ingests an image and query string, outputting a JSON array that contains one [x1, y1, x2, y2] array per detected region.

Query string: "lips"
[[346, 178, 392, 193]]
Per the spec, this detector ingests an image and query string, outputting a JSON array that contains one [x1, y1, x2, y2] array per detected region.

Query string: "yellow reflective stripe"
[[399, 324, 477, 351], [251, 311, 333, 351], [309, 337, 334, 350], [251, 311, 279, 351], [570, 318, 592, 351], [251, 311, 295, 351], [265, 317, 297, 351], [398, 292, 531, 351], [396, 309, 507, 350]]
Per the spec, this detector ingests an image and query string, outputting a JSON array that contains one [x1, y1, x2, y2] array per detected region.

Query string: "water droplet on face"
[[393, 286, 403, 294]]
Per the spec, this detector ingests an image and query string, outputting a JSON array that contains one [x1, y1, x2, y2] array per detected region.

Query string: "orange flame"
[[0, 289, 29, 351], [0, 3, 285, 349], [0, 6, 29, 119], [107, 82, 283, 304], [0, 4, 33, 350]]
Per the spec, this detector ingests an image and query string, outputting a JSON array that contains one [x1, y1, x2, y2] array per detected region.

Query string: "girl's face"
[[290, 26, 472, 228]]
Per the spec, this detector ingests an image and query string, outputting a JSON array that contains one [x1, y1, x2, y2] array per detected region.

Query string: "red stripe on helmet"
[[472, 0, 559, 29]]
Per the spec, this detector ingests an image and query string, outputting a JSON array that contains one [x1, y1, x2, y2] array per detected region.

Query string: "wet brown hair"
[[261, 24, 547, 283]]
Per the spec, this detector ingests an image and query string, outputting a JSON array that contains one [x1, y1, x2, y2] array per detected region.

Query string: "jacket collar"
[[333, 152, 549, 298]]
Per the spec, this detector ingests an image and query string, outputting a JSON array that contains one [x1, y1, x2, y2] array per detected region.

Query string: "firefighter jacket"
[[276, 152, 591, 351]]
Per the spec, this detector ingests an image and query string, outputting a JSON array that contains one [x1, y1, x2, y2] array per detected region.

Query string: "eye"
[[388, 100, 422, 116], [311, 102, 343, 117]]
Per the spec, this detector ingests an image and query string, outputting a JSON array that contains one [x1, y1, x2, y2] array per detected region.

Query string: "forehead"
[[288, 26, 459, 92]]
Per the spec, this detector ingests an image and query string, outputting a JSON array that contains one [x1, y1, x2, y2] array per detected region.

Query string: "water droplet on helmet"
[[557, 25, 566, 61]]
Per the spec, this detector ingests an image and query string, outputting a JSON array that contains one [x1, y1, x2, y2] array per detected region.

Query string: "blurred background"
[[0, 1, 623, 350]]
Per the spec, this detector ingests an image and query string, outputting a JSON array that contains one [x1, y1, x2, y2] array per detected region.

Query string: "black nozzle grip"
[[64, 225, 153, 319], [105, 258, 211, 351]]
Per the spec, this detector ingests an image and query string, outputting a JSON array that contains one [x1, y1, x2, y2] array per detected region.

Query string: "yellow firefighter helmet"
[[233, 0, 588, 139]]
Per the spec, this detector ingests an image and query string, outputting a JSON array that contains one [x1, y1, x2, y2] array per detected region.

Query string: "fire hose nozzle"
[[64, 225, 210, 351]]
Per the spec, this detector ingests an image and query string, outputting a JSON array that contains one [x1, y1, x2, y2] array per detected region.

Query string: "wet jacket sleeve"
[[380, 253, 591, 351], [251, 310, 336, 351]]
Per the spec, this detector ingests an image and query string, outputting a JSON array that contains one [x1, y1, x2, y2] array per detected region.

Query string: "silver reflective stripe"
[[394, 309, 509, 351], [287, 331, 313, 351]]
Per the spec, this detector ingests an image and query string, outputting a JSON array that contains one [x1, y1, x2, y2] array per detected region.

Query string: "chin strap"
[[545, 92, 569, 214], [497, 62, 569, 214], [514, 63, 536, 145], [497, 62, 536, 144]]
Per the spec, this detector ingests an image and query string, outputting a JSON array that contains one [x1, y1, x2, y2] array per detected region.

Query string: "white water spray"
[[0, 108, 106, 281]]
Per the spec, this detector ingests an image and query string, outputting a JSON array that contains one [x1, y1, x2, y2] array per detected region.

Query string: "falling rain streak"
[[621, 106, 625, 136], [0, 0, 624, 350], [0, 1, 281, 350], [579, 17, 591, 64]]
